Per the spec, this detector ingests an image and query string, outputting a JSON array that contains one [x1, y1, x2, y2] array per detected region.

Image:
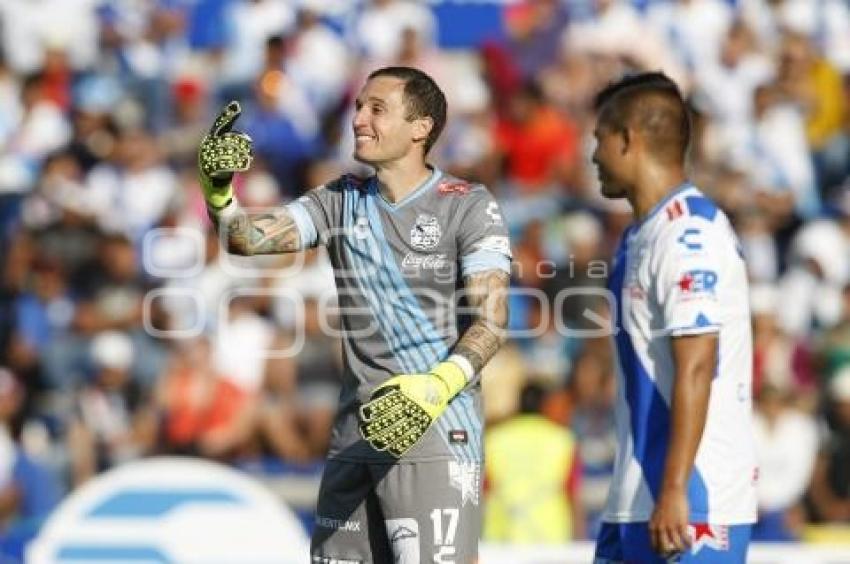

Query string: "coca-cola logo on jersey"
[[401, 253, 449, 270]]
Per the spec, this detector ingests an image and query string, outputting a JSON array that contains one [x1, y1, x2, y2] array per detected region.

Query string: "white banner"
[[480, 542, 850, 564]]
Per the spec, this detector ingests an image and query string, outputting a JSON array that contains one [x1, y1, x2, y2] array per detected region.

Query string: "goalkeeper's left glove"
[[359, 358, 471, 458], [197, 100, 253, 212]]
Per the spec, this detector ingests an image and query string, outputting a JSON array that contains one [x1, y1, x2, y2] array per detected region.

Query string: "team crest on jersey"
[[688, 523, 729, 553], [448, 461, 480, 506], [411, 214, 442, 250]]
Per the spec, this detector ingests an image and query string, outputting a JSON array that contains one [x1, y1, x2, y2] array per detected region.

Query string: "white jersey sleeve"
[[652, 215, 727, 337]]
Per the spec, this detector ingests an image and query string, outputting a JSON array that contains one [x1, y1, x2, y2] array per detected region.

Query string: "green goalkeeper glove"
[[359, 360, 469, 458], [197, 100, 253, 211]]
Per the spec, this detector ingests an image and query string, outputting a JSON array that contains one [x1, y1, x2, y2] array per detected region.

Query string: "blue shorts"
[[594, 522, 751, 563]]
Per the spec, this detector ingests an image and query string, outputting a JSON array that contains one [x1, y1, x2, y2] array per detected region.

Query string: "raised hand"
[[197, 101, 253, 210]]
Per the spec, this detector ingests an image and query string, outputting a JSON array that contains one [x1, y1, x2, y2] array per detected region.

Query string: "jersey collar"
[[634, 181, 693, 230], [375, 166, 443, 212]]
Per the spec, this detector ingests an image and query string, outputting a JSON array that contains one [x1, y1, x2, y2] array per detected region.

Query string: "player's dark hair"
[[368, 66, 447, 155], [594, 71, 691, 164]]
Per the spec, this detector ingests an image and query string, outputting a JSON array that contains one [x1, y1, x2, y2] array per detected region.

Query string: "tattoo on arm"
[[214, 206, 302, 255], [453, 269, 510, 374]]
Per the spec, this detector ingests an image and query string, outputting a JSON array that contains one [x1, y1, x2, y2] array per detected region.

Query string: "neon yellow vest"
[[484, 415, 577, 543]]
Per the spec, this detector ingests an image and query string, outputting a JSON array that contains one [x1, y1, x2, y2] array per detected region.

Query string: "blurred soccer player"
[[591, 72, 757, 563], [197, 67, 511, 562]]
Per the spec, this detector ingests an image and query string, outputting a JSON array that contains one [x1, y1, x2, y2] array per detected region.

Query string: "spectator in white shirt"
[[213, 297, 275, 394], [352, 0, 436, 61], [645, 0, 734, 74], [84, 128, 177, 243], [0, 0, 99, 74], [285, 6, 351, 117], [752, 383, 819, 540], [693, 21, 775, 150], [218, 0, 295, 99], [741, 0, 850, 72], [564, 0, 688, 91], [0, 72, 71, 194]]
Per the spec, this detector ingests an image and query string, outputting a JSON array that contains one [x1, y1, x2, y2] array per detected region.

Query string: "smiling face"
[[352, 76, 431, 166]]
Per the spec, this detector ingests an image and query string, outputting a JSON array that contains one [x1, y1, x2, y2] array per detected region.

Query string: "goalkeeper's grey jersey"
[[287, 167, 512, 462]]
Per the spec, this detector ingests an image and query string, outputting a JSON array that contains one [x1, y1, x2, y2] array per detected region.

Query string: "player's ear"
[[620, 127, 631, 155], [411, 116, 433, 145]]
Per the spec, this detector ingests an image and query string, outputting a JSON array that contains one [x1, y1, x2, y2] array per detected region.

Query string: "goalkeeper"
[[198, 66, 511, 562]]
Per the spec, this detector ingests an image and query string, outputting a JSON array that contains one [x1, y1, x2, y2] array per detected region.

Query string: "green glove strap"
[[429, 360, 469, 398], [199, 172, 233, 211]]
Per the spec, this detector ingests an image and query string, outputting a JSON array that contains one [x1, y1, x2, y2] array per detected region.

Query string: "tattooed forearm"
[[214, 205, 302, 255], [453, 269, 510, 374]]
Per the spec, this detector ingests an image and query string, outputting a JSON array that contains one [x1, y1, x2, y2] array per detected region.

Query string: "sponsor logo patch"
[[677, 269, 717, 295], [312, 557, 363, 564], [385, 518, 420, 563], [485, 201, 503, 226], [448, 461, 480, 507], [448, 430, 468, 444], [401, 253, 450, 270], [438, 180, 471, 195], [677, 228, 702, 251], [315, 516, 361, 532]]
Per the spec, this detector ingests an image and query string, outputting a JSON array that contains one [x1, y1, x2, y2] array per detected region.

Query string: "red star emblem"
[[678, 273, 694, 291], [692, 523, 714, 542], [689, 523, 729, 553]]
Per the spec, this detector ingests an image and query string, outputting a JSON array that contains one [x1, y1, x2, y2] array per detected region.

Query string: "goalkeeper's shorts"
[[311, 458, 482, 563]]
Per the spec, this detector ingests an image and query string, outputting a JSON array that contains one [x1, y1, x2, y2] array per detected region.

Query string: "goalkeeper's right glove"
[[197, 100, 253, 211]]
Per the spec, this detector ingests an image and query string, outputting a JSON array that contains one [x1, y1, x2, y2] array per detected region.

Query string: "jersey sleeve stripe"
[[667, 324, 722, 337], [285, 200, 318, 249], [460, 249, 511, 277]]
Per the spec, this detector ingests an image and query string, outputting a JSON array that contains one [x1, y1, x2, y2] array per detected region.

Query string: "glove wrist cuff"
[[208, 196, 239, 219], [432, 357, 472, 397], [200, 175, 234, 210]]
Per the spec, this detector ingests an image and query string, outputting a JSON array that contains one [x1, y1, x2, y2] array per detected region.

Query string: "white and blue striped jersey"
[[604, 183, 758, 524]]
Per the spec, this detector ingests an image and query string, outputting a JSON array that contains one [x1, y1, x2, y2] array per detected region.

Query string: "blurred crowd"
[[0, 0, 850, 556]]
